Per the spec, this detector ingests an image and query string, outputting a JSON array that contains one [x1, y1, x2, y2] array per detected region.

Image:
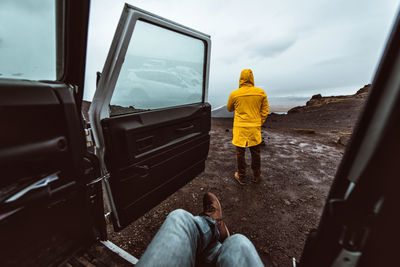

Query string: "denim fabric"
[[217, 234, 264, 267], [136, 209, 263, 267]]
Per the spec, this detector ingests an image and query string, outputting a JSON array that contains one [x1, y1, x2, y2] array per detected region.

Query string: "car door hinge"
[[67, 83, 79, 95], [329, 196, 384, 267], [84, 127, 95, 149], [331, 248, 361, 267]]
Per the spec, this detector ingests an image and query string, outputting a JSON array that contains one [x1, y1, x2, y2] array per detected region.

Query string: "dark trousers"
[[235, 145, 261, 178]]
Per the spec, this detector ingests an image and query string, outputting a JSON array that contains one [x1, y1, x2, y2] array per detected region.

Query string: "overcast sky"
[[84, 0, 399, 107]]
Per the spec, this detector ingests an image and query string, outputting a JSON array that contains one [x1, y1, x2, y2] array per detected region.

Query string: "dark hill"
[[265, 84, 371, 132]]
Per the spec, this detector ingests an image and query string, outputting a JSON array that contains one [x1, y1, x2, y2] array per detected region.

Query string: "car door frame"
[[0, 0, 97, 265], [299, 10, 400, 267], [89, 4, 211, 229]]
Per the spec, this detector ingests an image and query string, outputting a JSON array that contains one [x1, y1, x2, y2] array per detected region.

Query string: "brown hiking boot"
[[202, 192, 230, 242], [234, 172, 246, 185], [251, 175, 261, 183]]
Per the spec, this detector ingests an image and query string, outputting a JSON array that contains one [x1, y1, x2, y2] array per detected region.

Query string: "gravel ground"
[[107, 92, 367, 267]]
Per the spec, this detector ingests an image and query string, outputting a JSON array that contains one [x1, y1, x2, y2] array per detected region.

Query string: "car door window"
[[110, 20, 205, 116], [0, 0, 56, 80]]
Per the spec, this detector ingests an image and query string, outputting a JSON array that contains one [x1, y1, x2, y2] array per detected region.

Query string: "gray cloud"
[[246, 37, 297, 59], [83, 0, 399, 111], [313, 56, 346, 67]]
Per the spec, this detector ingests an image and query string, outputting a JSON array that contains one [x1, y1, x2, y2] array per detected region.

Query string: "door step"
[[62, 240, 139, 266]]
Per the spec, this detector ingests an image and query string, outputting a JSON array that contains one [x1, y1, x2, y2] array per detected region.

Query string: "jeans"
[[236, 145, 261, 178], [136, 209, 264, 267]]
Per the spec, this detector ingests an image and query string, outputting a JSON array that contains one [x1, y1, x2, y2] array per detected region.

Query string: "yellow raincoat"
[[227, 69, 269, 147]]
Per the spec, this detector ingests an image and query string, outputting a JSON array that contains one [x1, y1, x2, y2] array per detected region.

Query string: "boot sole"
[[234, 175, 246, 185]]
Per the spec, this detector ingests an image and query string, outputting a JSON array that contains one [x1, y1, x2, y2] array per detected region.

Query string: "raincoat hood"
[[239, 69, 255, 88]]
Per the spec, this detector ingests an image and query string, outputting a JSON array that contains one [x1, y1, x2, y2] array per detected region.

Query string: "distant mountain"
[[288, 84, 371, 114], [84, 86, 370, 120], [211, 96, 310, 118], [211, 106, 234, 118]]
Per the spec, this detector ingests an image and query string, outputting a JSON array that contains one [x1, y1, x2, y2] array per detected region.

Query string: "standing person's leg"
[[216, 234, 264, 267], [250, 144, 261, 183], [136, 209, 220, 267], [235, 146, 247, 184]]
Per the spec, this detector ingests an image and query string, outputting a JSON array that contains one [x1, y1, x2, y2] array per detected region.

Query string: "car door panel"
[[1, 82, 67, 184], [299, 11, 400, 267], [0, 81, 85, 185], [0, 1, 96, 265], [0, 81, 94, 266], [103, 104, 210, 164], [102, 103, 210, 229], [1, 185, 93, 266]]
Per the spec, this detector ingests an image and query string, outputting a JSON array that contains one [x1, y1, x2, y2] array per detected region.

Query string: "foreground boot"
[[202, 192, 230, 242], [234, 172, 246, 185]]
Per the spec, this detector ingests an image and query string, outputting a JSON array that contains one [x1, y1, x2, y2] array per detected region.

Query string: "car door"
[[299, 11, 400, 267], [0, 1, 100, 266], [89, 4, 211, 231]]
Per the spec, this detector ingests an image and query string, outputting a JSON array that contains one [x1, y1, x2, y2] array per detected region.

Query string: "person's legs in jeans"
[[137, 210, 263, 267], [136, 209, 221, 267], [249, 144, 261, 182], [216, 234, 264, 267]]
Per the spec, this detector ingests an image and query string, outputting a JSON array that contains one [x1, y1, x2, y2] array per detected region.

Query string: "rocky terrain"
[[101, 85, 370, 266], [266, 84, 370, 147]]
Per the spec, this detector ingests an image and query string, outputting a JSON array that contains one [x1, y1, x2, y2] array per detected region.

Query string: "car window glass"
[[0, 0, 56, 80], [110, 20, 205, 116]]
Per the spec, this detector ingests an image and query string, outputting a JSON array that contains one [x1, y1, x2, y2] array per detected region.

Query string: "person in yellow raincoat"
[[227, 69, 269, 184]]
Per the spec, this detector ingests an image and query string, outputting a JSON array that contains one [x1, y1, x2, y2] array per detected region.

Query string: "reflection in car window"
[[0, 0, 56, 80], [110, 20, 205, 116], [135, 71, 184, 87]]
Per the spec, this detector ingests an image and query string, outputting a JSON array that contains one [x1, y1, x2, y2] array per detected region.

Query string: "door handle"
[[2, 172, 76, 210], [5, 173, 59, 203], [133, 165, 149, 178], [176, 124, 194, 133]]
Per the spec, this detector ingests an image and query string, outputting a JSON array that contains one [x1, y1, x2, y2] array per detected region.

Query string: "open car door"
[[0, 1, 101, 266], [90, 4, 211, 231], [299, 11, 400, 267]]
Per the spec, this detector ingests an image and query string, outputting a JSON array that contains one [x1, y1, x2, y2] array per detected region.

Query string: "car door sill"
[[64, 240, 139, 266], [100, 240, 139, 265]]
